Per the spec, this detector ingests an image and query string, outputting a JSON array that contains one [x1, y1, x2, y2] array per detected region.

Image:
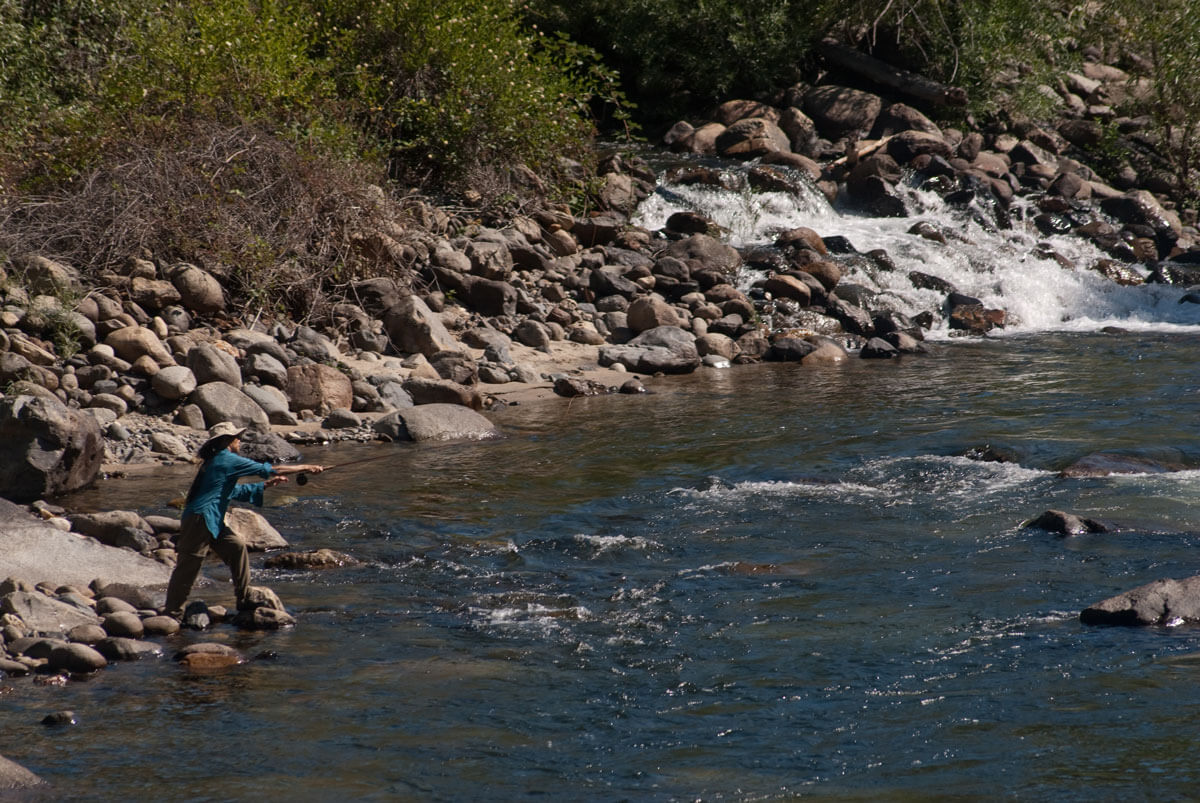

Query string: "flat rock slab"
[[0, 498, 170, 589], [1, 591, 99, 636], [1081, 576, 1200, 626]]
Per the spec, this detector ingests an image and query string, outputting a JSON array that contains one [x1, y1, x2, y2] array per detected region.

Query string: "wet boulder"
[[263, 549, 360, 570], [0, 755, 44, 791], [225, 508, 288, 551], [94, 637, 163, 661], [860, 337, 899, 359], [945, 292, 1005, 334], [767, 337, 817, 362], [1, 591, 100, 636], [0, 394, 104, 502], [716, 117, 791, 158], [664, 234, 741, 276], [47, 642, 108, 673], [1023, 509, 1109, 536], [175, 642, 244, 670], [598, 326, 701, 374], [373, 403, 501, 443], [1081, 576, 1200, 626], [763, 274, 812, 305]]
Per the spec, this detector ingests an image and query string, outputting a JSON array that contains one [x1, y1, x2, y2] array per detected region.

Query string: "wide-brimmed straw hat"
[[208, 421, 247, 441], [199, 421, 247, 456]]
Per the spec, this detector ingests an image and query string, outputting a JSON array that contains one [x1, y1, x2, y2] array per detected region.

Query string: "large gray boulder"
[[191, 381, 270, 428], [715, 117, 791, 158], [382, 295, 462, 358], [0, 754, 45, 792], [225, 508, 288, 551], [151, 365, 198, 400], [663, 234, 741, 276], [0, 500, 170, 589], [105, 325, 175, 367], [242, 384, 297, 425], [66, 510, 157, 552], [598, 326, 701, 374], [1, 591, 100, 636], [0, 395, 104, 502], [168, 263, 225, 313], [187, 342, 242, 388], [1081, 576, 1200, 626], [373, 403, 502, 443], [48, 641, 109, 672], [401, 376, 483, 409], [286, 364, 353, 413], [803, 85, 883, 138]]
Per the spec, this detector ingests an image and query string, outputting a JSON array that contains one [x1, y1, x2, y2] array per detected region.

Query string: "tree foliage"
[[1086, 0, 1200, 194]]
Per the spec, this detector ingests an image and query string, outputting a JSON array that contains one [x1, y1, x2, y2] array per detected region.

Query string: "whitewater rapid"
[[633, 162, 1200, 338]]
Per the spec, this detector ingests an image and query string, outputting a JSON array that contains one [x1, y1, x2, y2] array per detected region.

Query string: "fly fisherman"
[[164, 422, 326, 619]]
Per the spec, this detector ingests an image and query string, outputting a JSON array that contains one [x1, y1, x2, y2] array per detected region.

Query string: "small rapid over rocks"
[[634, 157, 1200, 339]]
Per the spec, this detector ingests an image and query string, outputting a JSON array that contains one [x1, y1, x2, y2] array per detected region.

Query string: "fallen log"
[[818, 39, 968, 108]]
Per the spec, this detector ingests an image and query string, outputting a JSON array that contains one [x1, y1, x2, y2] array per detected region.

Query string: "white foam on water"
[[634, 166, 1200, 337], [572, 533, 662, 553], [467, 602, 594, 637], [678, 456, 1051, 511]]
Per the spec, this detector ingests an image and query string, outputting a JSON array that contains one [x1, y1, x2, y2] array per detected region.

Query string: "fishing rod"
[[295, 454, 393, 485]]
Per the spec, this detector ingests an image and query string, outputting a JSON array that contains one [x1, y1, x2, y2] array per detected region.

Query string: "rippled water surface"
[[11, 333, 1200, 800]]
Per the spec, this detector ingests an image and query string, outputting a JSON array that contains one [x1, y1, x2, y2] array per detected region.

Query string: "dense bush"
[[1086, 0, 1200, 196], [311, 0, 625, 194]]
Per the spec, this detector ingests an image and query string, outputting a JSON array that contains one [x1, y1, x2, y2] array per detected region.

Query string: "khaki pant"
[[164, 513, 250, 618]]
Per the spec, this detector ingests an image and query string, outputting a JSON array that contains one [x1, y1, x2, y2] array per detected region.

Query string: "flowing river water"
[[8, 164, 1200, 800]]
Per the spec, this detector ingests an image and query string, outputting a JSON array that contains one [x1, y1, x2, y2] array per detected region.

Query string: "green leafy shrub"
[[1086, 0, 1200, 197], [313, 0, 623, 195], [103, 0, 336, 124]]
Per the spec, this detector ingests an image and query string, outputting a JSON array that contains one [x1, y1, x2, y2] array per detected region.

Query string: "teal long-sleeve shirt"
[[182, 448, 275, 538]]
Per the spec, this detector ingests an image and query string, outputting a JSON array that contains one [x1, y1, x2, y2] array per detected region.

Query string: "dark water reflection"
[[10, 333, 1200, 800]]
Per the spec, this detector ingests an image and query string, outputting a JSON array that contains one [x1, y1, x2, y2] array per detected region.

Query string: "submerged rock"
[[263, 549, 360, 570], [175, 642, 244, 670], [1023, 509, 1109, 536], [1059, 453, 1188, 478]]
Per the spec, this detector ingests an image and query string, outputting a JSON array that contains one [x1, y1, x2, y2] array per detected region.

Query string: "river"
[[7, 167, 1200, 800]]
